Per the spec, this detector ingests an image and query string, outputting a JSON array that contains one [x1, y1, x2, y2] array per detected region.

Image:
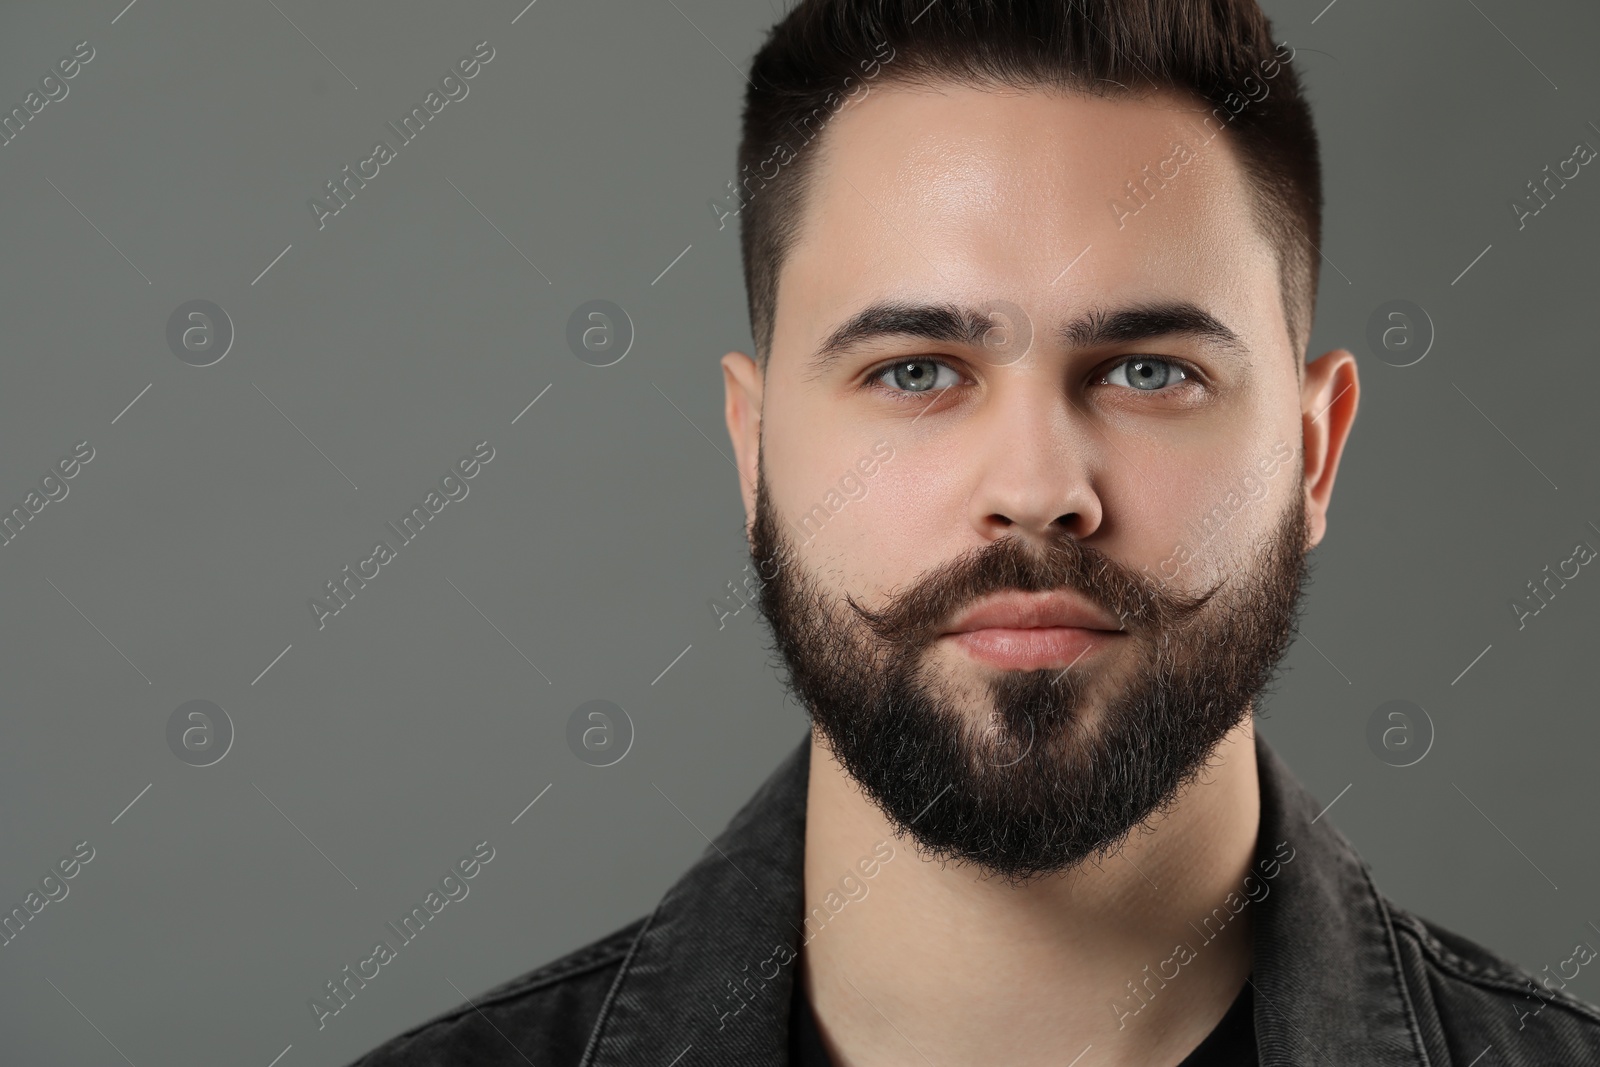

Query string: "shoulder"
[[1384, 899, 1600, 1057], [343, 914, 648, 1067]]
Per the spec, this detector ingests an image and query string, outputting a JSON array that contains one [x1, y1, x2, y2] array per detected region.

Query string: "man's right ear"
[[720, 350, 764, 534]]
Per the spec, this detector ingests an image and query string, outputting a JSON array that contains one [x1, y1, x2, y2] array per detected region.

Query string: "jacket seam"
[[1364, 875, 1434, 1067], [1392, 912, 1600, 1028], [469, 923, 644, 1011], [346, 926, 642, 1065], [577, 895, 667, 1067]]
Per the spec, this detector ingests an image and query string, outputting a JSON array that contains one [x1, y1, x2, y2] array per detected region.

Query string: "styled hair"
[[732, 0, 1322, 370]]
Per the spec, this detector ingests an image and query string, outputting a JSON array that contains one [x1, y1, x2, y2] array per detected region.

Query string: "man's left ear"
[[1300, 348, 1359, 548]]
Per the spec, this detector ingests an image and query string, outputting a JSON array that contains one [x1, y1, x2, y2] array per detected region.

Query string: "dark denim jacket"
[[348, 732, 1600, 1065]]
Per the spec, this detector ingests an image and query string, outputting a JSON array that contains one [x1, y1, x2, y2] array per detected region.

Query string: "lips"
[[942, 590, 1124, 635], [936, 592, 1128, 670]]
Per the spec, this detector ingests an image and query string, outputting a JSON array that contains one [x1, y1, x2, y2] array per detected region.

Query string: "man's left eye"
[[1103, 357, 1187, 391]]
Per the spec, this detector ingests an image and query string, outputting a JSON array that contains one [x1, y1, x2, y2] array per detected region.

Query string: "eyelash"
[[862, 356, 1199, 400]]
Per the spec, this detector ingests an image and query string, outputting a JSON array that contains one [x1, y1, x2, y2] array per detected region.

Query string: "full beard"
[[747, 452, 1312, 886]]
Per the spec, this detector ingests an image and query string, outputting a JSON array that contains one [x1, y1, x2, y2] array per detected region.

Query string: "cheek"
[[760, 404, 844, 488], [803, 447, 944, 590], [760, 411, 882, 536], [843, 480, 919, 569], [1121, 440, 1290, 582]]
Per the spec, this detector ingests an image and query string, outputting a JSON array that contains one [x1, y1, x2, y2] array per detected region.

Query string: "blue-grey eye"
[[1106, 357, 1185, 391], [878, 358, 958, 393]]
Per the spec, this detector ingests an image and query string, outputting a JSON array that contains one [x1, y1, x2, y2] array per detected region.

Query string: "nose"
[[965, 389, 1105, 547]]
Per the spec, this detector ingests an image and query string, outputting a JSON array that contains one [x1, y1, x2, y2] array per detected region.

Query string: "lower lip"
[[942, 627, 1121, 670]]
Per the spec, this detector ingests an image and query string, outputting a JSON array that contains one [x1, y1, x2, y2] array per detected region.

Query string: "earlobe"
[[721, 351, 764, 533], [1299, 348, 1360, 549]]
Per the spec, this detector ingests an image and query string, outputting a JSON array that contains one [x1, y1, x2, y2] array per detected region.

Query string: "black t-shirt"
[[787, 975, 1256, 1066]]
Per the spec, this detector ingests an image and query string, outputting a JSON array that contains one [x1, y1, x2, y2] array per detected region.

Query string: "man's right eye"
[[867, 357, 965, 397]]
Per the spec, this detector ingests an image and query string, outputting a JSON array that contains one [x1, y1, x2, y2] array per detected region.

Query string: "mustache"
[[841, 532, 1223, 652]]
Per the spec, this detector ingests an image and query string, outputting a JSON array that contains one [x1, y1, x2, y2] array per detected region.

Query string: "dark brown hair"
[[731, 0, 1322, 370]]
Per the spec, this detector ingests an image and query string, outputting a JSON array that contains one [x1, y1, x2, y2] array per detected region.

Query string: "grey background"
[[1, 0, 1596, 1063]]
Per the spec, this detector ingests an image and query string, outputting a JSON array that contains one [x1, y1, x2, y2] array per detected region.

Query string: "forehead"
[[772, 82, 1284, 367]]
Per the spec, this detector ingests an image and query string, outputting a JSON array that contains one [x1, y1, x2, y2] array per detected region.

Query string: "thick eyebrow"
[[1057, 302, 1247, 360], [804, 302, 992, 381], [802, 299, 1248, 380]]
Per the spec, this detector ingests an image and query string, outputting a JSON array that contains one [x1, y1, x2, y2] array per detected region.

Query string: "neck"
[[798, 718, 1261, 1067]]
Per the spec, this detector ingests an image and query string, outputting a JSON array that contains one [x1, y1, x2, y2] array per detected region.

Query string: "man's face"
[[728, 83, 1331, 884]]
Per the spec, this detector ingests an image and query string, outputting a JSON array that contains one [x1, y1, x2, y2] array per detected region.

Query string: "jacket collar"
[[1249, 736, 1431, 1065], [579, 731, 1432, 1066]]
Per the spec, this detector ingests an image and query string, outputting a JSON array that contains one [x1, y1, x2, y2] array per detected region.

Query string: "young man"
[[350, 1, 1600, 1064]]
